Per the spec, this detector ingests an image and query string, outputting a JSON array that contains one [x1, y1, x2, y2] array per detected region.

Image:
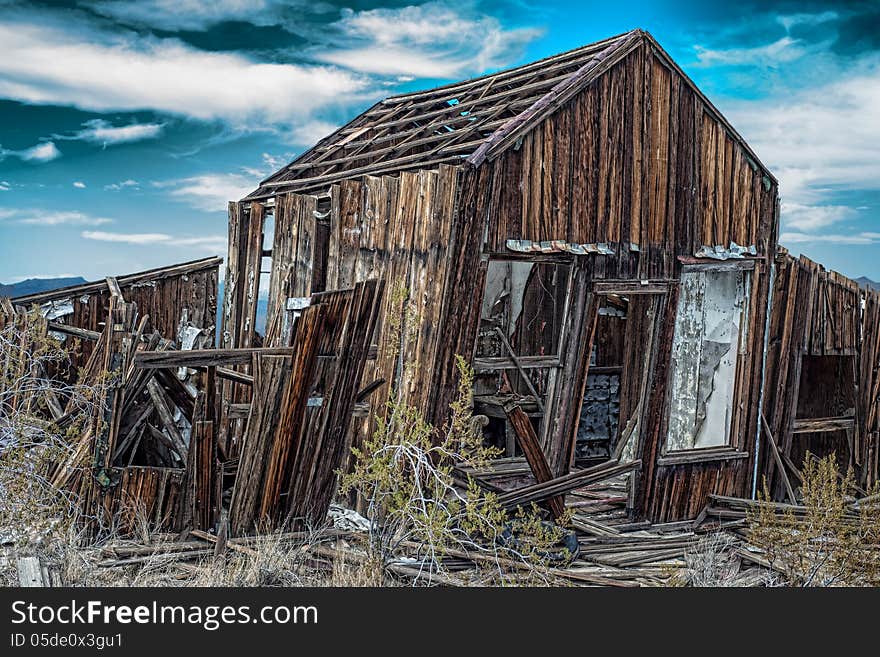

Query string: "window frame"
[[659, 260, 755, 462], [472, 254, 575, 371]]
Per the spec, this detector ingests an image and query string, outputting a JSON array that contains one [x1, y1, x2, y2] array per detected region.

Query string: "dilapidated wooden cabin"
[[223, 29, 785, 523], [759, 251, 880, 502]]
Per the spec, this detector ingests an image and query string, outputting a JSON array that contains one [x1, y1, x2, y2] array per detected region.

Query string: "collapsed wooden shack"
[[1, 257, 383, 538], [226, 29, 786, 523], [3, 258, 220, 532], [760, 250, 880, 500]]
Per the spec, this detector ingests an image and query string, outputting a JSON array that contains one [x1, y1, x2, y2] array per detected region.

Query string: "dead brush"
[[748, 453, 880, 587], [328, 544, 386, 587], [677, 532, 743, 587], [183, 524, 329, 587]]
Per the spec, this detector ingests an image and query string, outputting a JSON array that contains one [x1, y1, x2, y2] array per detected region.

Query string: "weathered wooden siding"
[[265, 165, 477, 428], [91, 467, 186, 534], [469, 42, 778, 521], [12, 258, 220, 371], [761, 251, 880, 495], [481, 43, 778, 277]]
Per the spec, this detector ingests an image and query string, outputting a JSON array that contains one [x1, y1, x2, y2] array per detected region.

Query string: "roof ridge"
[[382, 29, 641, 104], [468, 30, 644, 167]]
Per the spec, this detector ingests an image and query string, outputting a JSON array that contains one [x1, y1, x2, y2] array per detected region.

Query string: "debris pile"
[[1, 258, 384, 543]]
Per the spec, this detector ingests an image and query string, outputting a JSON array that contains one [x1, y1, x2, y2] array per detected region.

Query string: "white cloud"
[[777, 11, 838, 32], [0, 181, 9, 191], [86, 0, 289, 32], [780, 203, 858, 232], [716, 50, 880, 243], [157, 171, 262, 212], [693, 37, 808, 68], [81, 231, 173, 244], [0, 209, 113, 226], [17, 141, 61, 162], [104, 179, 140, 191], [66, 119, 165, 146], [289, 120, 338, 148], [781, 231, 880, 245], [261, 152, 292, 173], [0, 18, 368, 128], [82, 230, 226, 251], [73, 181, 86, 189], [729, 65, 880, 206], [316, 3, 543, 78]]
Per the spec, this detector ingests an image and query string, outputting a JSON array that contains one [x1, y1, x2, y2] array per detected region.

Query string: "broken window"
[[665, 266, 751, 451], [475, 260, 570, 360], [472, 259, 571, 455]]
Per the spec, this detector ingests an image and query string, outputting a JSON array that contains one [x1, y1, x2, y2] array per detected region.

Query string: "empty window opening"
[[665, 267, 751, 452], [790, 354, 857, 472], [472, 259, 571, 457], [312, 199, 331, 294], [475, 260, 569, 360], [255, 210, 275, 339], [576, 297, 625, 463]]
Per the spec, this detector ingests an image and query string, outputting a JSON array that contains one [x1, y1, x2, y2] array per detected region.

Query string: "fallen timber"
[[2, 261, 389, 541]]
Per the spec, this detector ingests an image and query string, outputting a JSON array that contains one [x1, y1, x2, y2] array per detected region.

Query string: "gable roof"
[[246, 29, 773, 201]]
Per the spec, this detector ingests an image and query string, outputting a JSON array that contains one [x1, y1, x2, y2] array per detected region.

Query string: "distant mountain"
[[0, 276, 87, 298], [855, 277, 880, 291]]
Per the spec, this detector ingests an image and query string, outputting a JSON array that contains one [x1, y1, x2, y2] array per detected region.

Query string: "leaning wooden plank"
[[17, 556, 46, 587], [135, 347, 299, 369], [146, 378, 188, 460], [504, 403, 564, 518], [154, 368, 197, 421], [228, 303, 326, 535], [761, 413, 797, 504], [285, 280, 385, 528], [259, 306, 325, 523], [497, 460, 641, 510]]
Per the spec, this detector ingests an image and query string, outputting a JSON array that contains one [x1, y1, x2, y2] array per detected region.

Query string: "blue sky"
[[1, 0, 879, 283]]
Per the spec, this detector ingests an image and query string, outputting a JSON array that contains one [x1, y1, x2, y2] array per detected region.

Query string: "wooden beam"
[[135, 347, 299, 369], [791, 416, 855, 434], [497, 459, 640, 510], [216, 367, 254, 386], [761, 413, 797, 504], [504, 403, 565, 518], [47, 321, 101, 341]]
